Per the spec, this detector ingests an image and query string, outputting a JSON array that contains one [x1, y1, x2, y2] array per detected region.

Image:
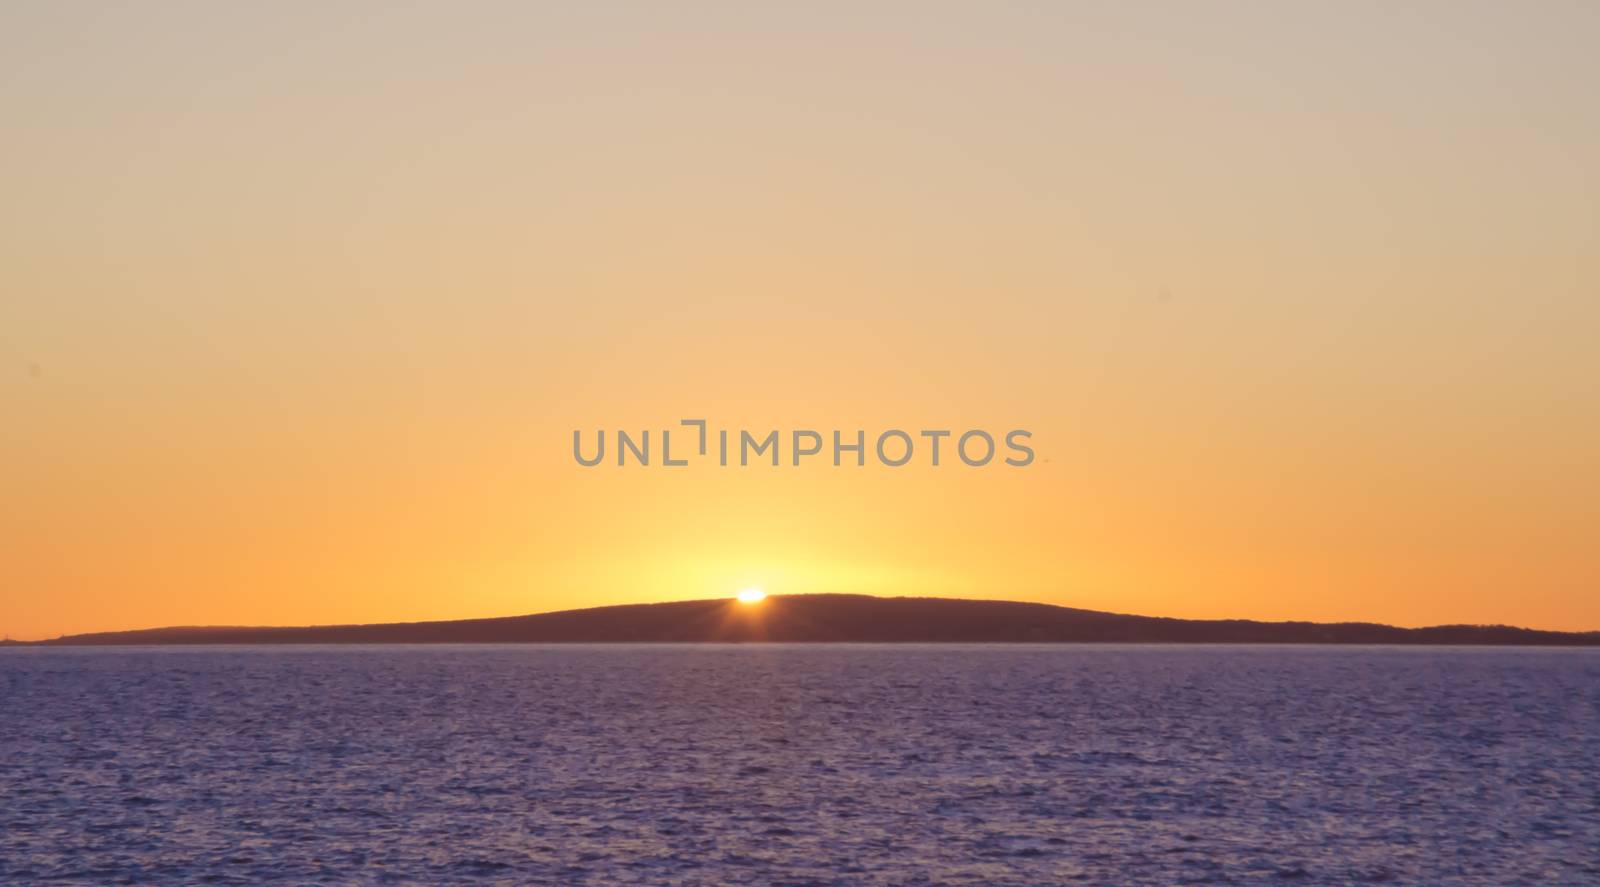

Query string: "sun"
[[736, 588, 767, 604]]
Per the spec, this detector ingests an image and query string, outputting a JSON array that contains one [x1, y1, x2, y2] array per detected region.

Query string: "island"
[[15, 594, 1600, 646]]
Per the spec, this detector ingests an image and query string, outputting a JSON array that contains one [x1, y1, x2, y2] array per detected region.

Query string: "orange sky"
[[3, 2, 1598, 639]]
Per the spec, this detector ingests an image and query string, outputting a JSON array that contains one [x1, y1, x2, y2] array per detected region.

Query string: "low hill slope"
[[29, 594, 1600, 646]]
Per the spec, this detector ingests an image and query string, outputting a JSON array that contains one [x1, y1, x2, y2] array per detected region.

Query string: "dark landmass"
[[17, 594, 1600, 646]]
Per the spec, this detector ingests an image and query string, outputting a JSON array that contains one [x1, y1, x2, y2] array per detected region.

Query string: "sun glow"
[[737, 588, 767, 604]]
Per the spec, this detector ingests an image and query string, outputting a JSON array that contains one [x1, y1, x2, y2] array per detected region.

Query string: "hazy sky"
[[3, 1, 1597, 638]]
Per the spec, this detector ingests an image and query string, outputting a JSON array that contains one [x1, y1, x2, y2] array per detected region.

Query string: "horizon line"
[[9, 593, 1598, 645]]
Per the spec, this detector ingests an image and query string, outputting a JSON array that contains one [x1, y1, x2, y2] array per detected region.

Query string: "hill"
[[22, 594, 1600, 646]]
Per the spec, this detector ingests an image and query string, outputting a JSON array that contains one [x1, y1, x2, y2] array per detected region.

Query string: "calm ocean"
[[3, 645, 1597, 884]]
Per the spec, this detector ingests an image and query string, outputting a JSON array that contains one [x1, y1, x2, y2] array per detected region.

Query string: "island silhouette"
[[18, 594, 1600, 646]]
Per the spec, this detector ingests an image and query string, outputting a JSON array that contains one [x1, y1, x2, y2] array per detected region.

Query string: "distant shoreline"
[[16, 595, 1600, 648]]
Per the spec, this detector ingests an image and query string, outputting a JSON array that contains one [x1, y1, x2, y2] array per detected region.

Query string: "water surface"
[[2, 645, 1597, 884]]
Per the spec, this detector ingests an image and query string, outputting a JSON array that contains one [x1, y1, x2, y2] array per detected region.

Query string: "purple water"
[[3, 645, 1597, 884]]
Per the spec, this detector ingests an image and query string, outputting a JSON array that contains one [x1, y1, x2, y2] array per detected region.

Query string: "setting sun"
[[737, 588, 767, 604]]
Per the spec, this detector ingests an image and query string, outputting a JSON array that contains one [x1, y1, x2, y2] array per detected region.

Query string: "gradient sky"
[[3, 1, 1597, 639]]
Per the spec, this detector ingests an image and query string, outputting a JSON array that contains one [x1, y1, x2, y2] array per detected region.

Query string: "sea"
[[2, 645, 1597, 885]]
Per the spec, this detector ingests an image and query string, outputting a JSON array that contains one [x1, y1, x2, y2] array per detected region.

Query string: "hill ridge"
[[17, 594, 1599, 647]]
